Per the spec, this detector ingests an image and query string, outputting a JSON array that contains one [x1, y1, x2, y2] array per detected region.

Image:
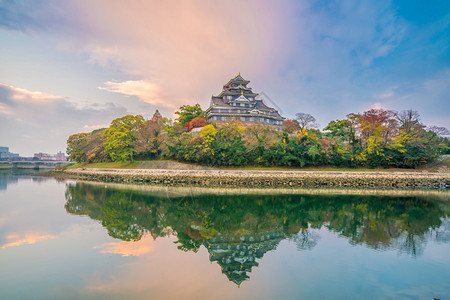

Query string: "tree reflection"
[[65, 183, 449, 284]]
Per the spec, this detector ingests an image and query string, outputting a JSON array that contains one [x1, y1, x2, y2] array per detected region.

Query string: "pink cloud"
[[94, 236, 155, 257], [1, 233, 58, 248], [98, 80, 175, 108], [0, 83, 63, 103]]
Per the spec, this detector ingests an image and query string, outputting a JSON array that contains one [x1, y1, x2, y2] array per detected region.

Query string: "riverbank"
[[44, 168, 450, 189]]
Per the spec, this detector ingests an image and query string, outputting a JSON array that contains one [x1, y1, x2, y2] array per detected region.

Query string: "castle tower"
[[204, 74, 285, 128]]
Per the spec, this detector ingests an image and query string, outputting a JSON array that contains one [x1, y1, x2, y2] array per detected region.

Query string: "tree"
[[186, 117, 207, 131], [85, 129, 108, 163], [360, 108, 398, 144], [295, 113, 319, 130], [210, 126, 248, 166], [395, 109, 423, 134], [283, 119, 300, 133], [175, 104, 205, 126], [134, 118, 167, 160], [324, 119, 354, 142], [324, 119, 360, 161], [104, 115, 145, 162], [428, 126, 450, 137], [67, 133, 89, 163]]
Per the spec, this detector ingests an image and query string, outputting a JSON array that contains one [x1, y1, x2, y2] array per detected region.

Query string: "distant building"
[[0, 147, 20, 160], [151, 109, 162, 122], [33, 151, 67, 161], [205, 74, 285, 128]]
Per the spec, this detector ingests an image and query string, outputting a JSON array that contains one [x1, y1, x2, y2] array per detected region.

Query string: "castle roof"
[[224, 73, 250, 86]]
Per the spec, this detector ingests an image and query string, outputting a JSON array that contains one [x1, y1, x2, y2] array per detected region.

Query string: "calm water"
[[0, 170, 449, 299]]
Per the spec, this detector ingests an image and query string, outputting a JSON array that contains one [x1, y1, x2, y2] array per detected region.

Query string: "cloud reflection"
[[95, 235, 155, 257], [1, 233, 57, 248]]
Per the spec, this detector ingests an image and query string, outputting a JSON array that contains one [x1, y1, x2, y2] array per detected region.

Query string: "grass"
[[66, 159, 427, 172], [224, 166, 421, 172], [69, 161, 141, 169], [64, 155, 450, 172]]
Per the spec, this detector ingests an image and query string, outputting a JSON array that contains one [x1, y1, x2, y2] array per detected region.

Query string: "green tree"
[[210, 127, 248, 166], [104, 115, 145, 162], [175, 104, 205, 126]]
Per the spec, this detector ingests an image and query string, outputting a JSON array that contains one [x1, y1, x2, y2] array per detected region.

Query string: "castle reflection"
[[64, 183, 449, 285]]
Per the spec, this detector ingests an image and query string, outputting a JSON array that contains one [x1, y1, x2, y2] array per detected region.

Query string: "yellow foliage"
[[355, 152, 367, 162], [200, 124, 217, 139], [296, 128, 308, 137], [391, 133, 408, 153], [200, 124, 217, 145], [367, 135, 385, 156]]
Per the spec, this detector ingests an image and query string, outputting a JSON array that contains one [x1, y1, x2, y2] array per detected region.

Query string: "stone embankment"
[[53, 168, 450, 189]]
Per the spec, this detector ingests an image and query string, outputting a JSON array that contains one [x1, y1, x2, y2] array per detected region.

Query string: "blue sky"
[[0, 0, 449, 156]]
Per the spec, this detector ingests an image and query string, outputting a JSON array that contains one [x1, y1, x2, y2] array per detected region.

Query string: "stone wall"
[[56, 168, 450, 190]]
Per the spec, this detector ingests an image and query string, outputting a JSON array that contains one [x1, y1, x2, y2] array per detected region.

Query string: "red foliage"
[[321, 138, 331, 150], [188, 117, 207, 131], [361, 108, 398, 141]]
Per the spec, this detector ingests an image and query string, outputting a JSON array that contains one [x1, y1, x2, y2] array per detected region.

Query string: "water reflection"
[[64, 183, 449, 285], [0, 169, 53, 190]]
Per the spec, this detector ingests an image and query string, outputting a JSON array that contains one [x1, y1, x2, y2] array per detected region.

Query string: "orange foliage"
[[187, 117, 207, 131], [284, 119, 300, 133]]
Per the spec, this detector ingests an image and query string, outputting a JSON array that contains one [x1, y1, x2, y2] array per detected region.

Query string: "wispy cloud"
[[0, 83, 63, 103], [99, 80, 174, 108]]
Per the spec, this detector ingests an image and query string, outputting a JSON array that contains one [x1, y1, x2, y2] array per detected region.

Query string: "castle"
[[205, 74, 285, 127]]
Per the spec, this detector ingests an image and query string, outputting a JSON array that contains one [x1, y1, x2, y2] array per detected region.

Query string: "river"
[[0, 170, 449, 299]]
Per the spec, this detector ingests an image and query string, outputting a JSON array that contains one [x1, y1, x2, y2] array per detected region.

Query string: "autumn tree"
[[67, 133, 89, 163], [134, 118, 167, 160], [283, 119, 300, 133], [360, 108, 398, 145], [84, 129, 108, 162], [186, 117, 207, 131]]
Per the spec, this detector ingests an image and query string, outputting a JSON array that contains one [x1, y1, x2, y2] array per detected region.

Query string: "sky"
[[0, 0, 449, 156]]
